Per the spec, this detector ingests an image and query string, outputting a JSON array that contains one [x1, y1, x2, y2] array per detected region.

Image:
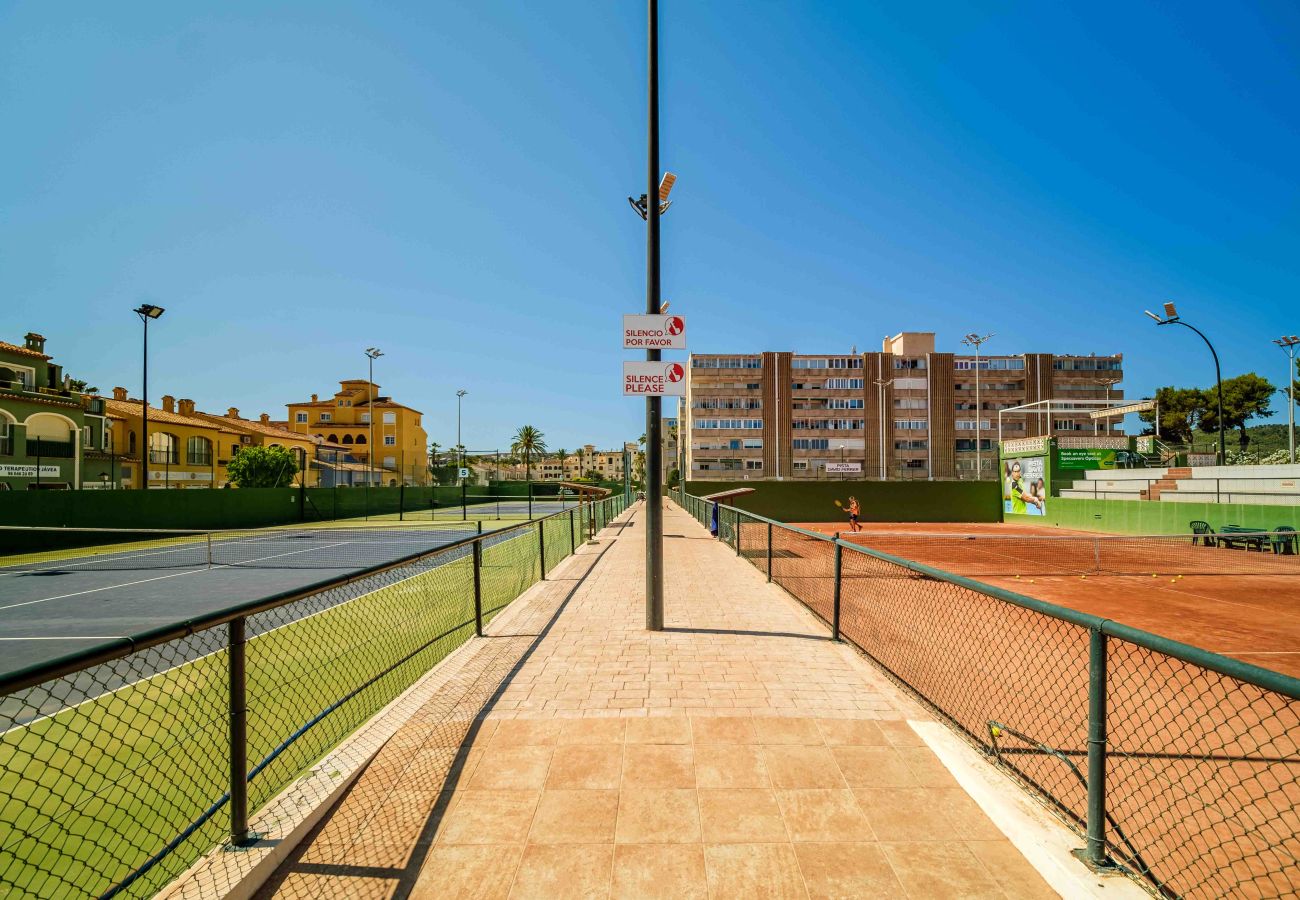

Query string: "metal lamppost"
[[133, 304, 165, 489], [364, 348, 383, 486], [456, 389, 467, 463], [837, 443, 846, 481], [1098, 378, 1121, 436], [1274, 336, 1300, 464], [961, 333, 994, 479], [1145, 303, 1225, 464], [626, 0, 676, 633], [873, 378, 890, 479]]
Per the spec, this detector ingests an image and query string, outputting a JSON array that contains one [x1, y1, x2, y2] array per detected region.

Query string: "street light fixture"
[[961, 333, 994, 480], [364, 348, 383, 487], [1144, 303, 1225, 464], [1274, 336, 1300, 464], [133, 304, 165, 490], [456, 389, 467, 465]]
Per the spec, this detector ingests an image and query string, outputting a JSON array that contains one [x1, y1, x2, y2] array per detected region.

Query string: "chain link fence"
[[0, 494, 628, 898], [676, 490, 1300, 898]]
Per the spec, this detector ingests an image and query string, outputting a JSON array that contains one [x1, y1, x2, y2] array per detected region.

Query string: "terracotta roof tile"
[[0, 341, 51, 361], [104, 398, 242, 434]]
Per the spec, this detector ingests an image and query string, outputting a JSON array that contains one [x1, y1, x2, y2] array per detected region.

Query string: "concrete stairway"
[[1143, 467, 1191, 500]]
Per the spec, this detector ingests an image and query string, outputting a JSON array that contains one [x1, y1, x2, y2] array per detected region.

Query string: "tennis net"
[[0, 516, 589, 573], [829, 530, 1300, 577]]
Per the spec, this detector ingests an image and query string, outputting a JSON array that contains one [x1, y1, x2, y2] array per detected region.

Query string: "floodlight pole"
[[643, 0, 665, 632], [873, 378, 890, 479], [1151, 312, 1224, 464], [133, 304, 165, 490], [1275, 337, 1299, 464], [961, 333, 994, 479]]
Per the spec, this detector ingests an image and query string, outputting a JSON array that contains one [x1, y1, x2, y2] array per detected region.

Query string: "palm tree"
[[428, 441, 441, 468], [553, 448, 567, 482], [511, 425, 547, 480]]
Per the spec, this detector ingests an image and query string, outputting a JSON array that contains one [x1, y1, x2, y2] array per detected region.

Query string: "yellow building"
[[285, 380, 428, 485], [106, 389, 240, 488], [190, 407, 320, 486]]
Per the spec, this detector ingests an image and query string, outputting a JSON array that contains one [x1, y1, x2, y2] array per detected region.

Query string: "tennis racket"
[[833, 499, 844, 508]]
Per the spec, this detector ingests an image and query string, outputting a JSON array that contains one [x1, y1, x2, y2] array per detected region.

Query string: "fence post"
[[832, 539, 843, 642], [538, 521, 547, 580], [473, 539, 484, 637], [1086, 627, 1108, 866], [207, 532, 214, 569], [570, 508, 576, 553], [228, 618, 250, 845], [1093, 537, 1100, 574], [734, 509, 741, 556], [767, 521, 773, 582]]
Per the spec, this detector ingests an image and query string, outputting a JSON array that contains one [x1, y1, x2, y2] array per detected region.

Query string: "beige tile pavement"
[[256, 501, 1058, 899]]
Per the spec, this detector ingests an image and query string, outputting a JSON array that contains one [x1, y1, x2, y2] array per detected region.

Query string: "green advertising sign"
[[1059, 448, 1117, 470]]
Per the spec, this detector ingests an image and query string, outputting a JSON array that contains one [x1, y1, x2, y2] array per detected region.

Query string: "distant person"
[[846, 495, 861, 533], [710, 501, 719, 536], [1027, 478, 1047, 515]]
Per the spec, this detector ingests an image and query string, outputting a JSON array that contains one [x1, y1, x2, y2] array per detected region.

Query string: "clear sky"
[[4, 1, 1298, 450]]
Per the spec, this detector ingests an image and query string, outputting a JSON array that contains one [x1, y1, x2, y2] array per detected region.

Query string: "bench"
[[1219, 524, 1270, 552]]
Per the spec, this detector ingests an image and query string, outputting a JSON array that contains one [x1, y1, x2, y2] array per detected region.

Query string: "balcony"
[[26, 438, 75, 459], [0, 436, 11, 456]]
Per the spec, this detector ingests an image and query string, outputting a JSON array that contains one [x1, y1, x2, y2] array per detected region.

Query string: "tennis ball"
[[991, 726, 1002, 738]]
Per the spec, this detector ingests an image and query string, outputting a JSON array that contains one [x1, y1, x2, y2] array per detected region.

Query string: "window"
[[295, 412, 308, 423], [893, 398, 926, 409], [955, 420, 991, 430], [955, 358, 1025, 370], [743, 438, 763, 449], [894, 420, 927, 430], [129, 432, 137, 455], [319, 413, 332, 422], [893, 358, 927, 370], [384, 435, 396, 446], [83, 426, 93, 449], [823, 378, 864, 390], [359, 413, 370, 424], [0, 420, 11, 456], [745, 460, 763, 470], [186, 436, 212, 466], [792, 438, 829, 450], [355, 434, 366, 444], [792, 419, 863, 431], [696, 419, 762, 429], [383, 412, 396, 424], [894, 440, 928, 450], [792, 359, 827, 369], [149, 432, 178, 465], [692, 398, 761, 410], [342, 434, 354, 444], [955, 439, 994, 451], [1054, 358, 1122, 371], [828, 357, 862, 369], [1054, 420, 1085, 431], [383, 456, 396, 468], [692, 357, 762, 369], [328, 434, 339, 443], [905, 459, 926, 469], [892, 377, 926, 390], [793, 461, 809, 471]]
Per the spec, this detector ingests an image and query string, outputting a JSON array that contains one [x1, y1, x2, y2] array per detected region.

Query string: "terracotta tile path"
[[256, 502, 1058, 899]]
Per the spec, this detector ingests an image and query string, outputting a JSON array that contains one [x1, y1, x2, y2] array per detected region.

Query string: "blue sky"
[[3, 1, 1298, 450]]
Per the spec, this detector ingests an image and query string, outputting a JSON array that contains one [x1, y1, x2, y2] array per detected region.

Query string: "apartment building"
[[105, 390, 243, 488], [285, 380, 428, 483], [684, 332, 1123, 481], [534, 444, 636, 482]]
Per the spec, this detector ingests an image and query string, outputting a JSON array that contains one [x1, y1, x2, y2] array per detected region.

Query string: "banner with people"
[[1003, 455, 1047, 516]]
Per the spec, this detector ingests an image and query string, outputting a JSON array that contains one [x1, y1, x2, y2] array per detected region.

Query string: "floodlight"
[[660, 302, 670, 313], [1163, 301, 1178, 319], [134, 304, 165, 320], [659, 172, 676, 201], [365, 347, 384, 360], [1143, 310, 1163, 323]]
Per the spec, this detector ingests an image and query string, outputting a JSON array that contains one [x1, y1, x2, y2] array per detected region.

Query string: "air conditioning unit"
[[241, 435, 253, 444]]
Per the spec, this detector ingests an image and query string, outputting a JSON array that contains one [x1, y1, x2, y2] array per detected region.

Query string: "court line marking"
[[0, 541, 356, 613]]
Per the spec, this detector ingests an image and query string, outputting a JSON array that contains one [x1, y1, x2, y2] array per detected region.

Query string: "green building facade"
[[0, 333, 115, 491]]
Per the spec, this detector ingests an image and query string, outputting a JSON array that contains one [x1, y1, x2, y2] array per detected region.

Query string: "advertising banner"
[[1003, 455, 1047, 516], [0, 464, 62, 478], [1058, 448, 1118, 470]]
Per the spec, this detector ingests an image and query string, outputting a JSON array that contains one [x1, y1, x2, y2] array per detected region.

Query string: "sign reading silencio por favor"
[[623, 361, 687, 397], [623, 314, 686, 349]]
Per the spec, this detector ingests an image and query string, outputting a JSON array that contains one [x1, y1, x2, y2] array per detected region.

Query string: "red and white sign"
[[623, 314, 686, 349], [623, 361, 687, 396]]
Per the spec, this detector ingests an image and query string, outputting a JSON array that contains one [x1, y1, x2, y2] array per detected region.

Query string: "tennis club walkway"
[[251, 501, 1068, 899]]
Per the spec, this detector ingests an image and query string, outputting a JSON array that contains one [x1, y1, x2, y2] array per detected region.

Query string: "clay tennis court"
[[718, 513, 1300, 897], [791, 519, 1300, 679]]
